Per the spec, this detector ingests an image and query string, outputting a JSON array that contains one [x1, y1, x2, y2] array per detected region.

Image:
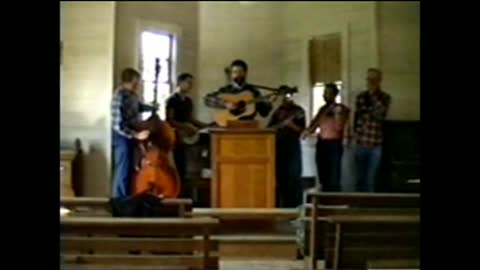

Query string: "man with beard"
[[204, 59, 271, 121]]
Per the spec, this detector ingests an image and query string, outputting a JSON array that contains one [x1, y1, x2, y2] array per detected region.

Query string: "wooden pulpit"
[[60, 150, 76, 197], [210, 126, 276, 208]]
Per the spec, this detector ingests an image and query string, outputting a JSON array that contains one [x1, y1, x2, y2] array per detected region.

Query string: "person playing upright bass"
[[111, 68, 157, 198]]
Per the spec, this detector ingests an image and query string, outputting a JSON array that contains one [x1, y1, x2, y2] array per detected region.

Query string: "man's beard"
[[284, 100, 294, 107], [233, 77, 245, 85], [325, 100, 335, 105]]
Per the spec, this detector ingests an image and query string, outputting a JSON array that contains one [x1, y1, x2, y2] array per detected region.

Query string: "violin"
[[133, 58, 181, 198]]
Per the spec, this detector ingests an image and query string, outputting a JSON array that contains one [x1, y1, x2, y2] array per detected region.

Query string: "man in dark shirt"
[[166, 73, 208, 198], [111, 68, 156, 198], [204, 59, 271, 121], [353, 68, 391, 192], [268, 91, 306, 207]]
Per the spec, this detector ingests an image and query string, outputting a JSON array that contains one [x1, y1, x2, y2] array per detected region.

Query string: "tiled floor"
[[220, 260, 305, 270]]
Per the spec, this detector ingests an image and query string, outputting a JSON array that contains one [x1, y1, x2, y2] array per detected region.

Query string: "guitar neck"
[[207, 92, 274, 108]]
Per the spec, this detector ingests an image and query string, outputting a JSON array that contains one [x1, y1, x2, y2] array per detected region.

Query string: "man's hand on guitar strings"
[[225, 102, 236, 110]]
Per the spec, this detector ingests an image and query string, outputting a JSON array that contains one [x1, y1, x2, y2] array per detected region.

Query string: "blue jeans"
[[316, 139, 343, 192], [354, 145, 382, 192], [112, 131, 134, 198]]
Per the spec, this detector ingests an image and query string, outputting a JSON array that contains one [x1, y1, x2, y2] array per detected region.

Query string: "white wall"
[[61, 1, 420, 195], [278, 2, 379, 182], [197, 1, 284, 124], [378, 1, 420, 120], [114, 1, 199, 92], [280, 1, 378, 121], [60, 1, 116, 196]]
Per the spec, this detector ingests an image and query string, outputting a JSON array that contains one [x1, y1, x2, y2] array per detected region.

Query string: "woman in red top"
[[303, 83, 350, 192]]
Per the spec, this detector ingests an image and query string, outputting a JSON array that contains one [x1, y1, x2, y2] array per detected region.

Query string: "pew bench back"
[[61, 217, 219, 270], [61, 197, 193, 217], [306, 192, 420, 270]]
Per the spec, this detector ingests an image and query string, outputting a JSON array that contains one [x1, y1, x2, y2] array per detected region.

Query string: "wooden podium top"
[[209, 128, 276, 134], [61, 150, 76, 161]]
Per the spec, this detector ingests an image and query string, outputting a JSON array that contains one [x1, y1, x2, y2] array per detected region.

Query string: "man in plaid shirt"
[[353, 68, 391, 192], [111, 68, 156, 198]]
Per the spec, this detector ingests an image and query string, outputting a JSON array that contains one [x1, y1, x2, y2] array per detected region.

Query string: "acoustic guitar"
[[206, 86, 298, 127]]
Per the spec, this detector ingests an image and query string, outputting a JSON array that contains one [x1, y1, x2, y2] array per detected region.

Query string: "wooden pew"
[[61, 197, 193, 217], [61, 200, 301, 259], [61, 216, 219, 270], [305, 192, 420, 270], [367, 259, 419, 270], [326, 214, 419, 270], [193, 208, 299, 258]]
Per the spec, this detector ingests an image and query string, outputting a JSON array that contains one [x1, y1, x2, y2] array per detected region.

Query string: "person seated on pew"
[[166, 73, 209, 198], [204, 59, 272, 121], [268, 90, 306, 207]]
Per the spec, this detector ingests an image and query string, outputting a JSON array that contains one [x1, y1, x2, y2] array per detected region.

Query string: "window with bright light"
[[140, 31, 175, 120], [312, 81, 342, 117]]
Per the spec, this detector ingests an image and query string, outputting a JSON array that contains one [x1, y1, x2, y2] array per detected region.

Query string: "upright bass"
[[133, 58, 181, 198]]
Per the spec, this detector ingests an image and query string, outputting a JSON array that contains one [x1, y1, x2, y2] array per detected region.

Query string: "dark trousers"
[[112, 131, 134, 198], [276, 136, 303, 208], [173, 143, 191, 198], [315, 138, 343, 192]]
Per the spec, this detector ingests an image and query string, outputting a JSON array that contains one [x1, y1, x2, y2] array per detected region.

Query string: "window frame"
[[140, 31, 174, 100], [134, 20, 181, 119]]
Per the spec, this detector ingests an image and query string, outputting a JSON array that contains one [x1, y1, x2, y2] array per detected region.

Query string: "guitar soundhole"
[[230, 101, 246, 116]]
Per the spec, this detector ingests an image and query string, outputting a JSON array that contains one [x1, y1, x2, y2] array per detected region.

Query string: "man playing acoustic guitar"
[[166, 73, 209, 198], [204, 59, 272, 125]]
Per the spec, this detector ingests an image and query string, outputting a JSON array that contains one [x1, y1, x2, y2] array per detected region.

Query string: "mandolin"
[[176, 122, 216, 145]]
